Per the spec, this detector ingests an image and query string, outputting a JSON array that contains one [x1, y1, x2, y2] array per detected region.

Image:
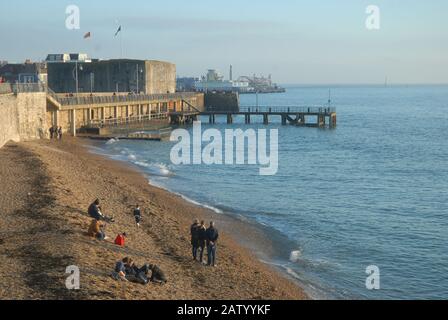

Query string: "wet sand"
[[0, 138, 307, 300]]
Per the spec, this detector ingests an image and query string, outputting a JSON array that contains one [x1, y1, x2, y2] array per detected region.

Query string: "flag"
[[84, 32, 91, 39], [114, 26, 122, 37]]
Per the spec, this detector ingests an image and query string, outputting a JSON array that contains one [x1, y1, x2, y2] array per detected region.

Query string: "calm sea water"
[[94, 85, 448, 299]]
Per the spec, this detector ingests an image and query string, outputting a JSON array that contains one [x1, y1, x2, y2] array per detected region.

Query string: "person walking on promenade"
[[190, 219, 200, 261], [49, 126, 54, 139], [58, 127, 63, 140], [197, 220, 207, 264], [206, 221, 219, 267]]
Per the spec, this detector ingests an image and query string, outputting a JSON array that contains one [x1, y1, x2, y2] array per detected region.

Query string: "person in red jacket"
[[115, 233, 127, 246]]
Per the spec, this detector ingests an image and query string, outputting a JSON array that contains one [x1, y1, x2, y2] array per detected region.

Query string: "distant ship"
[[193, 68, 285, 94]]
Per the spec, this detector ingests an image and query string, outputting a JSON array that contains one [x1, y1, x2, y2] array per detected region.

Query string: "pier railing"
[[89, 112, 169, 128], [55, 92, 199, 106], [241, 106, 336, 114], [206, 106, 336, 114]]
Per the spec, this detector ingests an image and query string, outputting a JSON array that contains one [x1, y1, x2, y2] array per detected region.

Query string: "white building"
[[46, 53, 91, 63]]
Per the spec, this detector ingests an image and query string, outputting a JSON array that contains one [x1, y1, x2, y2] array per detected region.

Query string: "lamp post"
[[75, 61, 79, 96], [136, 65, 143, 94], [74, 61, 83, 102], [90, 72, 94, 94]]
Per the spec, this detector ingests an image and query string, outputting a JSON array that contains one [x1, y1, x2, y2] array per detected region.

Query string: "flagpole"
[[120, 29, 123, 59]]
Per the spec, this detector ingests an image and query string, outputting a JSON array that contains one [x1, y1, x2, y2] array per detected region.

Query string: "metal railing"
[[54, 92, 199, 106], [89, 112, 169, 128], [240, 106, 336, 113]]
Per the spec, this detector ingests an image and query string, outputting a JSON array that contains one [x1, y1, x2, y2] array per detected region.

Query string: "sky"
[[1, 0, 447, 84]]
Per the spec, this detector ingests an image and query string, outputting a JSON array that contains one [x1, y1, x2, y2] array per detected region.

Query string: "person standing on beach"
[[197, 220, 207, 264], [190, 219, 200, 261], [134, 205, 142, 228], [206, 221, 219, 267]]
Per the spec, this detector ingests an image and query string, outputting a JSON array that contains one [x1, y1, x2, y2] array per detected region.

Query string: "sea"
[[91, 85, 448, 300]]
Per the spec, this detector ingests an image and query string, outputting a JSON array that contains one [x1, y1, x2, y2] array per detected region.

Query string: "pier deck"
[[199, 106, 337, 128]]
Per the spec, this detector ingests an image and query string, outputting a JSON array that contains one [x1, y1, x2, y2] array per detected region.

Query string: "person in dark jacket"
[[58, 127, 63, 140], [197, 220, 207, 264], [134, 205, 142, 228], [87, 199, 115, 223], [88, 199, 104, 221], [190, 219, 200, 261], [148, 264, 167, 284], [206, 221, 219, 267]]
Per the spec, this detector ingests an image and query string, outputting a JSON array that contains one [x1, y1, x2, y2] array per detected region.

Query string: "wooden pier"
[[199, 106, 337, 128]]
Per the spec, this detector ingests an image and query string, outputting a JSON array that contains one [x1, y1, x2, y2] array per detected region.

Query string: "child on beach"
[[134, 205, 142, 228]]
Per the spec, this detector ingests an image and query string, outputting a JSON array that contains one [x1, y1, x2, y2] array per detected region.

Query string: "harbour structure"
[[47, 54, 176, 95], [0, 54, 204, 146], [201, 106, 336, 128], [46, 89, 204, 136]]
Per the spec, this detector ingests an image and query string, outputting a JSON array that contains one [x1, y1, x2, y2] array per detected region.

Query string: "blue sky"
[[1, 0, 447, 84]]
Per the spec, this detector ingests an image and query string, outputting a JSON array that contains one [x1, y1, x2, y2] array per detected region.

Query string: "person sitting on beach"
[[197, 220, 207, 264], [87, 219, 106, 240], [190, 219, 200, 261], [115, 233, 127, 247], [88, 199, 104, 221], [88, 199, 115, 223], [113, 257, 151, 285], [148, 264, 167, 284], [134, 205, 142, 228], [206, 221, 219, 267]]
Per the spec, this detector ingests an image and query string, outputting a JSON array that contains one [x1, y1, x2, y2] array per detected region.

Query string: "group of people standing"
[[190, 220, 219, 267], [49, 126, 63, 140]]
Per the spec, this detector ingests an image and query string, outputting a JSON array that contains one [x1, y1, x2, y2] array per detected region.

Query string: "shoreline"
[[84, 137, 313, 299], [0, 137, 308, 300]]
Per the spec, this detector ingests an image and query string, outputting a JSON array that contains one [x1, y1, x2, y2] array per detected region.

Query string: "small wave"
[[106, 138, 119, 145], [134, 161, 174, 177], [144, 179, 224, 214], [290, 250, 302, 263], [156, 163, 172, 175], [180, 194, 224, 214]]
